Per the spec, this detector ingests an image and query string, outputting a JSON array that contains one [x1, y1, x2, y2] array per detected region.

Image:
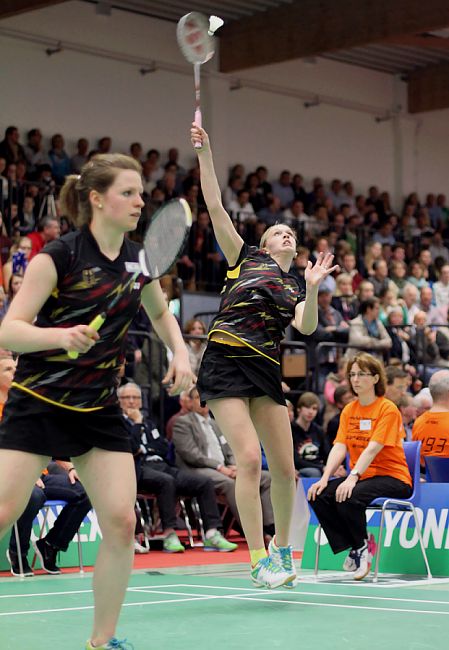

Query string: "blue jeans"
[[9, 473, 91, 556]]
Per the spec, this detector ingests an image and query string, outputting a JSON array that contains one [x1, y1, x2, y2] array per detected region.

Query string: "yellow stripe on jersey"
[[208, 329, 280, 365], [226, 263, 242, 279], [11, 382, 104, 412]]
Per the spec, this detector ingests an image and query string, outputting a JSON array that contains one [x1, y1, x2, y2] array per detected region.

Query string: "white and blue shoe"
[[268, 538, 298, 588]]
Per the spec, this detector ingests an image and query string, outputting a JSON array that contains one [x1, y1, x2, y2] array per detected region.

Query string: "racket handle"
[[67, 313, 106, 360], [194, 108, 203, 149]]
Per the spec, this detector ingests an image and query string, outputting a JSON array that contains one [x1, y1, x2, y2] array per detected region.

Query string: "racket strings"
[[142, 201, 191, 279]]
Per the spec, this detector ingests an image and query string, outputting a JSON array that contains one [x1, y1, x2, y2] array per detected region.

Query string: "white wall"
[[0, 0, 448, 206]]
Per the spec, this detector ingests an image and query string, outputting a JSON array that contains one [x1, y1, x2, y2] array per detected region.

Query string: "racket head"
[[176, 12, 215, 64], [139, 198, 192, 280]]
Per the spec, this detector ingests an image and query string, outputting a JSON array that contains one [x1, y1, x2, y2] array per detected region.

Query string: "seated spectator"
[[412, 369, 449, 466], [419, 248, 437, 283], [433, 264, 449, 309], [389, 260, 408, 296], [384, 366, 410, 404], [308, 353, 412, 581], [183, 318, 207, 376], [70, 138, 89, 174], [255, 165, 272, 198], [27, 215, 60, 259], [291, 174, 308, 206], [283, 199, 309, 230], [355, 280, 375, 306], [291, 392, 330, 478], [314, 287, 349, 388], [385, 308, 411, 365], [3, 236, 31, 291], [398, 394, 417, 441], [257, 196, 284, 226], [429, 232, 449, 263], [119, 382, 237, 553], [24, 128, 50, 176], [364, 241, 383, 278], [347, 298, 392, 359], [173, 386, 274, 537], [228, 189, 256, 224], [20, 195, 36, 234], [406, 260, 429, 291], [409, 311, 449, 376], [0, 126, 26, 166], [402, 283, 420, 325], [130, 142, 143, 163], [378, 286, 400, 324], [222, 175, 243, 211], [7, 461, 92, 577], [244, 172, 266, 213], [369, 259, 391, 297], [323, 358, 349, 416], [166, 391, 193, 441], [326, 384, 354, 446], [418, 286, 445, 325], [413, 388, 433, 417], [48, 133, 71, 184], [272, 170, 294, 208]]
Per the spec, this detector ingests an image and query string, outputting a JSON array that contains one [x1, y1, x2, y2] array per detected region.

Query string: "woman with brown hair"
[[308, 352, 412, 581], [0, 154, 193, 649], [183, 317, 207, 376]]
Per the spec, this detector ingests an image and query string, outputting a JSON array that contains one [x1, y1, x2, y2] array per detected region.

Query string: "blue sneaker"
[[85, 638, 134, 649], [268, 538, 298, 588], [250, 555, 294, 589]]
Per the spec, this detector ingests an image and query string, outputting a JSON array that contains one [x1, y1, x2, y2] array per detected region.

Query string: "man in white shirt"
[[433, 265, 449, 309], [173, 387, 274, 535]]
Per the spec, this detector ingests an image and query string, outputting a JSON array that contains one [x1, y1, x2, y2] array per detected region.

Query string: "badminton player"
[[191, 124, 338, 588], [0, 154, 193, 649]]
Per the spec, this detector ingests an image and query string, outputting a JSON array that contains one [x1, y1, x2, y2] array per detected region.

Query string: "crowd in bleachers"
[[2, 121, 449, 575]]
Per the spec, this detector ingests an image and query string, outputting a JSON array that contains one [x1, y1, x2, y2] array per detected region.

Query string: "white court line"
[[161, 583, 449, 605], [300, 573, 449, 588], [0, 588, 93, 599], [226, 594, 449, 616]]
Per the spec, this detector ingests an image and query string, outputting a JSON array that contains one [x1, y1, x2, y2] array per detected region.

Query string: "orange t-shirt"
[[412, 411, 449, 464], [335, 396, 411, 486]]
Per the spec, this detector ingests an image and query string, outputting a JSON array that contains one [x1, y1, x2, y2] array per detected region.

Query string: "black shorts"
[[0, 387, 131, 457], [197, 341, 286, 406]]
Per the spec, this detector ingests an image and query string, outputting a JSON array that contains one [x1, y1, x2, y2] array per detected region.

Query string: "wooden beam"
[[408, 61, 449, 113], [219, 0, 449, 72], [0, 0, 67, 20]]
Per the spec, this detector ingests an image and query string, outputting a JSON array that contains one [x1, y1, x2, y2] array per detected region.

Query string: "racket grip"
[[194, 108, 203, 149], [67, 313, 106, 360]]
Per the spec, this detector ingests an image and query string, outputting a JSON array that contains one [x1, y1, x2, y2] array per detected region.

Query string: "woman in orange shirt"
[[308, 352, 412, 580]]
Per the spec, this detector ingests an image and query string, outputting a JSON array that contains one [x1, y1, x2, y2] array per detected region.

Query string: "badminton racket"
[[176, 12, 223, 148], [68, 198, 192, 359]]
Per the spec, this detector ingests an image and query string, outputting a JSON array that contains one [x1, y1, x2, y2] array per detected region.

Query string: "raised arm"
[[191, 124, 243, 266]]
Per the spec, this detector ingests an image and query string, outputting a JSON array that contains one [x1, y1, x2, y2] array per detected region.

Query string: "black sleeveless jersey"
[[208, 244, 305, 364], [12, 226, 150, 410]]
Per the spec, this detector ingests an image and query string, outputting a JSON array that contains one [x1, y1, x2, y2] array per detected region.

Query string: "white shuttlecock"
[[208, 15, 224, 36]]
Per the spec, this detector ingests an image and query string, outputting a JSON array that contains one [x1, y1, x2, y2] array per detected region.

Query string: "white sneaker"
[[134, 540, 149, 554], [268, 538, 297, 588], [250, 555, 294, 589], [353, 535, 377, 581], [342, 549, 357, 572]]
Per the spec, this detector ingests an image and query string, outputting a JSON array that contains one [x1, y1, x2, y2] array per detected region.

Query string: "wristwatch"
[[350, 469, 361, 478]]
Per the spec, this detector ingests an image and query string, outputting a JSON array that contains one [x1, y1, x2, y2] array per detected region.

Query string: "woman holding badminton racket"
[[0, 154, 193, 650], [191, 124, 338, 589]]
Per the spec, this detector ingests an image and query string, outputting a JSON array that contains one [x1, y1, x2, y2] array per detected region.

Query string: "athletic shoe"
[[268, 538, 297, 588], [250, 555, 295, 589], [133, 539, 149, 554], [6, 549, 34, 577], [33, 538, 61, 574], [353, 535, 377, 581], [203, 531, 238, 552], [85, 638, 134, 649], [162, 532, 185, 553], [342, 549, 358, 572]]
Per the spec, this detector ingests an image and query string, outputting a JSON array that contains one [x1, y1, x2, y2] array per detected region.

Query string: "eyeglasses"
[[349, 372, 373, 379]]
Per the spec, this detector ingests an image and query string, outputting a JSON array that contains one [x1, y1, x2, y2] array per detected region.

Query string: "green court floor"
[[1, 564, 448, 650]]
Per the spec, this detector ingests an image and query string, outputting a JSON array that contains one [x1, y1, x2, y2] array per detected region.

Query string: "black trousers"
[[9, 473, 91, 556], [310, 475, 412, 554], [137, 461, 222, 532]]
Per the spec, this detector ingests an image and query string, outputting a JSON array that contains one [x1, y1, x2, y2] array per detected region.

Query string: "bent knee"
[[238, 451, 262, 476]]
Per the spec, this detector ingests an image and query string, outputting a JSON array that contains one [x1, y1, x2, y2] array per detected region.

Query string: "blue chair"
[[13, 500, 84, 577], [424, 456, 449, 482], [314, 441, 432, 581], [371, 441, 432, 582]]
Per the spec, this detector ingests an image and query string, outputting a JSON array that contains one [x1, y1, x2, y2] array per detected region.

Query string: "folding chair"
[[314, 441, 432, 582], [424, 456, 449, 482], [13, 499, 84, 576], [136, 492, 204, 549]]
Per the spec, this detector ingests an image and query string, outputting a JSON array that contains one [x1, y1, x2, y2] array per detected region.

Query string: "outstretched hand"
[[190, 123, 210, 152], [304, 252, 339, 287]]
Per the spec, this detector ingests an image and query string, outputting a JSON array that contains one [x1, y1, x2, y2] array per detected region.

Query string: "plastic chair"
[[314, 441, 432, 582], [13, 500, 84, 576], [424, 456, 449, 482]]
